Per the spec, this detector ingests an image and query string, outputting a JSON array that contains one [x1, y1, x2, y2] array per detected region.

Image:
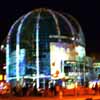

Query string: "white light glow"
[[0, 45, 4, 50], [75, 45, 86, 59], [6, 44, 9, 82], [50, 42, 68, 79], [36, 13, 40, 89]]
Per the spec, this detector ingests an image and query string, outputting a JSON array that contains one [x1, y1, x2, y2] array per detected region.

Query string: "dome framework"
[[6, 8, 86, 88]]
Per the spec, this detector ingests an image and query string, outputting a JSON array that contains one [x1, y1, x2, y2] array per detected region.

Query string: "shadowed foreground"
[[0, 95, 100, 100]]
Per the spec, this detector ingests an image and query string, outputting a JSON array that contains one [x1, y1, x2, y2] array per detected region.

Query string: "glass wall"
[[6, 8, 86, 88]]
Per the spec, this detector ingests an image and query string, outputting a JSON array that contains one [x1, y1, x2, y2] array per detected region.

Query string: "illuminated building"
[[93, 62, 100, 77], [5, 8, 86, 88]]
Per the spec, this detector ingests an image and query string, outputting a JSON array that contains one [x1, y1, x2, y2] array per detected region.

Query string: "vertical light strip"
[[61, 60, 64, 73], [16, 18, 24, 81], [55, 11, 75, 37], [48, 9, 61, 38], [6, 44, 9, 82], [48, 9, 62, 76], [16, 42, 20, 81], [16, 12, 32, 81], [36, 13, 40, 89], [6, 18, 22, 81]]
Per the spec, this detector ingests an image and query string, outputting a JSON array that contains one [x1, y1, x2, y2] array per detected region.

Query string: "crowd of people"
[[1, 79, 100, 96], [10, 80, 63, 97], [92, 82, 100, 95]]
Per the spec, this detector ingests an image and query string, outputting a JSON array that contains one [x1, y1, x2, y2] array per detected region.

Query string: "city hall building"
[[5, 8, 86, 88]]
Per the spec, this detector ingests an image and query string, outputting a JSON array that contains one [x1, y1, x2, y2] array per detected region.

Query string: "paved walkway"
[[0, 95, 100, 100]]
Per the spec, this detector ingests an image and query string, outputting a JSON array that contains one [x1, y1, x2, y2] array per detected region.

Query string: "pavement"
[[0, 95, 100, 100]]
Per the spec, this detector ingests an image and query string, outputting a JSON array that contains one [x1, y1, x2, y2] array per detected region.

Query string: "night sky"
[[0, 0, 100, 55]]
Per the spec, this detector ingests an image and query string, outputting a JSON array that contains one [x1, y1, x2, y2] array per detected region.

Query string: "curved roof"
[[7, 8, 85, 46]]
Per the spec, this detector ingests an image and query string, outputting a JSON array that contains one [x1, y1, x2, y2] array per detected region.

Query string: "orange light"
[[52, 62, 55, 67], [56, 70, 59, 75], [52, 74, 58, 78], [4, 75, 6, 80]]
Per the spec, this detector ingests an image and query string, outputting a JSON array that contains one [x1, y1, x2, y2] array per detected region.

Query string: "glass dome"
[[6, 8, 86, 88], [7, 8, 85, 47]]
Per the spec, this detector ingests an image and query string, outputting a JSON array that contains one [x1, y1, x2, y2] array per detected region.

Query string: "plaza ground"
[[0, 95, 100, 100]]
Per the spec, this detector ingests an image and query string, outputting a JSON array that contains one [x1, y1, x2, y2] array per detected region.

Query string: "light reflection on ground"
[[0, 95, 100, 100]]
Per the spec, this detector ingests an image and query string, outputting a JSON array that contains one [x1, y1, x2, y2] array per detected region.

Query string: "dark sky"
[[0, 0, 100, 55]]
